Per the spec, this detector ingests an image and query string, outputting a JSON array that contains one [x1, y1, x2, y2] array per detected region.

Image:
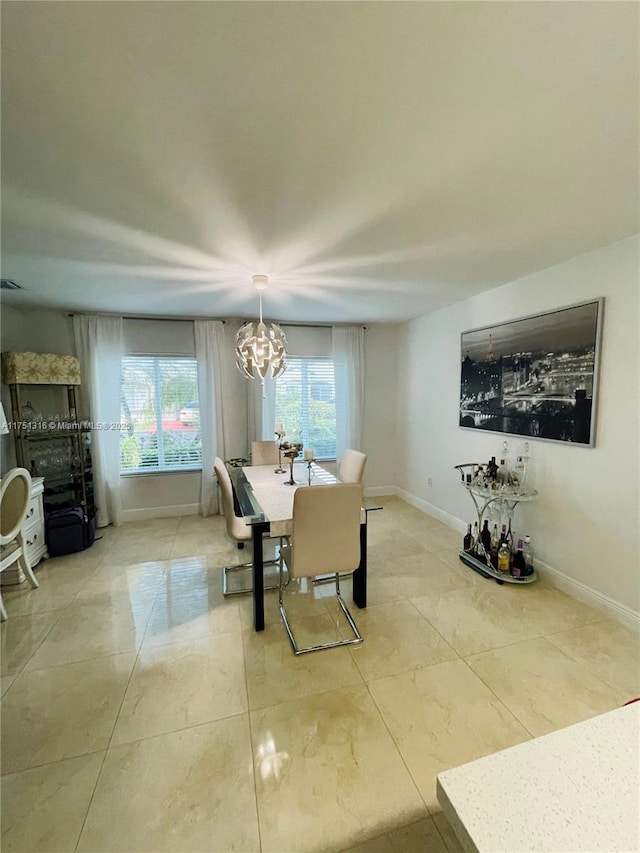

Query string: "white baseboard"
[[396, 487, 640, 634], [395, 487, 466, 534], [535, 560, 640, 634], [365, 486, 397, 498], [120, 503, 202, 523]]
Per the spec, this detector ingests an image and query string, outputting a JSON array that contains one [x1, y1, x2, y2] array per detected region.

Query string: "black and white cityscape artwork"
[[460, 300, 603, 446]]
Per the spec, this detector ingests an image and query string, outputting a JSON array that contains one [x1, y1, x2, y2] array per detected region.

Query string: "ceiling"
[[1, 2, 638, 324]]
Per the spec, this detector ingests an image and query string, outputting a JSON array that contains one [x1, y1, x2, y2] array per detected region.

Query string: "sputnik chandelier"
[[235, 274, 288, 391]]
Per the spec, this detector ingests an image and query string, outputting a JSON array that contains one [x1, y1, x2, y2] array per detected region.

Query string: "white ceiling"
[[1, 2, 638, 324]]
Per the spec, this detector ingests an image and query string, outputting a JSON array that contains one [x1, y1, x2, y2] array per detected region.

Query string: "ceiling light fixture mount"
[[235, 274, 288, 392]]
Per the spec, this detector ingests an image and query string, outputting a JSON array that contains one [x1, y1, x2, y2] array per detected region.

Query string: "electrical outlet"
[[427, 477, 433, 487]]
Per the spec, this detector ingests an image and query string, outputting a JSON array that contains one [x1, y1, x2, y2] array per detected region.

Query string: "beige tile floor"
[[1, 496, 638, 852]]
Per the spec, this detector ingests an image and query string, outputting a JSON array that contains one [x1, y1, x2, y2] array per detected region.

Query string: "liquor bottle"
[[523, 535, 534, 576], [497, 541, 511, 573], [463, 524, 472, 552], [513, 456, 526, 490], [490, 524, 500, 568], [472, 522, 479, 554], [497, 459, 509, 486], [480, 520, 491, 555], [500, 523, 508, 545], [487, 457, 498, 482], [511, 540, 526, 578]]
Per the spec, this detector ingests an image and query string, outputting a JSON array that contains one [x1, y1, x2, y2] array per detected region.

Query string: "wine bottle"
[[480, 520, 491, 555], [511, 540, 526, 578], [472, 522, 479, 554], [523, 535, 534, 576], [490, 524, 499, 568], [463, 524, 472, 552], [497, 459, 509, 485], [497, 541, 511, 573]]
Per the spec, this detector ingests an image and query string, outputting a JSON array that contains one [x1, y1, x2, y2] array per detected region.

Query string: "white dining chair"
[[214, 457, 284, 596], [278, 482, 364, 655], [251, 440, 280, 466], [0, 468, 39, 620], [338, 449, 367, 484]]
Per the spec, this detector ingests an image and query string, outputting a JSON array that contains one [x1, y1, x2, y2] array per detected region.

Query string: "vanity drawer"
[[24, 493, 44, 529]]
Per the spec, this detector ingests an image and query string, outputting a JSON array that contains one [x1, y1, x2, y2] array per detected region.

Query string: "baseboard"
[[396, 487, 640, 634], [365, 486, 397, 498], [535, 560, 640, 634], [394, 487, 466, 534], [120, 503, 202, 522]]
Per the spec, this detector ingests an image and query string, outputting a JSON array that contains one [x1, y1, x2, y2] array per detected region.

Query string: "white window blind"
[[120, 356, 202, 473], [275, 357, 338, 460]]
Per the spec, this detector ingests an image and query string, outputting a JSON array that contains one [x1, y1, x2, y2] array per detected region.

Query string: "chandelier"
[[235, 275, 288, 390]]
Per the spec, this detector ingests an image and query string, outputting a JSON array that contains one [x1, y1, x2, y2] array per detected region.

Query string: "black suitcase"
[[45, 507, 95, 557]]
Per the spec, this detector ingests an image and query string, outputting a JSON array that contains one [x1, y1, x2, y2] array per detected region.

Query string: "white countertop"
[[436, 702, 640, 853]]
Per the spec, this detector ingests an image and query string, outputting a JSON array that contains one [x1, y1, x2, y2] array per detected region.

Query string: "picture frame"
[[459, 298, 604, 446]]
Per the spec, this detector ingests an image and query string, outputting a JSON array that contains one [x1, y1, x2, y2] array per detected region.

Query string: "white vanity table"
[[1, 475, 47, 585]]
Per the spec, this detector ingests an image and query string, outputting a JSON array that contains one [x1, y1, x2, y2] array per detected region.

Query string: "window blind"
[[121, 355, 202, 473], [275, 357, 338, 460]]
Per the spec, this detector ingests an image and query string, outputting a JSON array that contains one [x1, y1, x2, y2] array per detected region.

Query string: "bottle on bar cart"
[[497, 541, 511, 573], [523, 535, 534, 576]]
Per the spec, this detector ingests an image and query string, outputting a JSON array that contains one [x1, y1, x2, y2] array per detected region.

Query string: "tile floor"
[[1, 497, 638, 852]]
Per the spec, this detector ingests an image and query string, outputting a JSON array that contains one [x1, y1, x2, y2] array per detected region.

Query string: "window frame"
[[120, 353, 202, 476]]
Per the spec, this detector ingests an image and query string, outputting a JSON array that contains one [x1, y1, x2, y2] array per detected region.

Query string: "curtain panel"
[[332, 326, 365, 461], [73, 314, 124, 527], [194, 320, 229, 516]]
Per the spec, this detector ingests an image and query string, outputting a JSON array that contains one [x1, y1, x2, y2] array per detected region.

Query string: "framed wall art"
[[459, 298, 604, 446]]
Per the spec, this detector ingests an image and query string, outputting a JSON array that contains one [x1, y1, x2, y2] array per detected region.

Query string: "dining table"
[[228, 460, 382, 631]]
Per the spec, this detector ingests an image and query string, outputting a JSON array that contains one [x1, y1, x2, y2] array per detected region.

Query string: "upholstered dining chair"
[[0, 467, 39, 620], [338, 449, 367, 484], [278, 482, 364, 655], [214, 457, 282, 597], [251, 440, 280, 466]]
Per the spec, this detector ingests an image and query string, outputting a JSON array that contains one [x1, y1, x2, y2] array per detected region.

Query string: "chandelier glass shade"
[[235, 275, 288, 385]]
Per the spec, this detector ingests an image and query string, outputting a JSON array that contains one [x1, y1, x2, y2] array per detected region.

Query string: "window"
[[120, 356, 202, 473], [275, 357, 337, 459]]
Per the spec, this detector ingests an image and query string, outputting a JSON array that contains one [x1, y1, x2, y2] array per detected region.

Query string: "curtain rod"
[[67, 312, 227, 323], [66, 312, 367, 329]]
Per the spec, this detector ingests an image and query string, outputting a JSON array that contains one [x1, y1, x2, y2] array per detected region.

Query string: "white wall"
[[397, 236, 639, 617]]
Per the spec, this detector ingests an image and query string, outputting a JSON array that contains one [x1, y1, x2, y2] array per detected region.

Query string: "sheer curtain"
[[195, 320, 228, 516], [332, 326, 365, 460], [73, 315, 124, 527], [248, 373, 277, 443]]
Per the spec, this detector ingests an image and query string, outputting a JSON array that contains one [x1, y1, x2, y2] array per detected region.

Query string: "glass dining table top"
[[228, 461, 382, 528]]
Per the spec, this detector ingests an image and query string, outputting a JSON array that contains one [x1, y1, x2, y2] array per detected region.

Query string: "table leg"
[[252, 521, 269, 631], [352, 520, 367, 609]]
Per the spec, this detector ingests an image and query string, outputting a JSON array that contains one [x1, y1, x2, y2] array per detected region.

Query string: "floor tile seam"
[[452, 628, 550, 658], [402, 598, 462, 659], [431, 815, 457, 853], [543, 632, 639, 698], [139, 627, 246, 654], [2, 648, 144, 688], [110, 705, 253, 751], [362, 680, 433, 818], [0, 745, 107, 779], [246, 674, 367, 717], [457, 657, 537, 741], [105, 710, 253, 756], [241, 634, 264, 853], [2, 607, 68, 680]]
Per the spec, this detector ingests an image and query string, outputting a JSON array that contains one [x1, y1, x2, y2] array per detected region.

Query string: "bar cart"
[[454, 463, 537, 584]]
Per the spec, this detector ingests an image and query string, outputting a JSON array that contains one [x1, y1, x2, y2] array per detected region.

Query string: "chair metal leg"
[[279, 571, 363, 656], [222, 556, 283, 597]]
